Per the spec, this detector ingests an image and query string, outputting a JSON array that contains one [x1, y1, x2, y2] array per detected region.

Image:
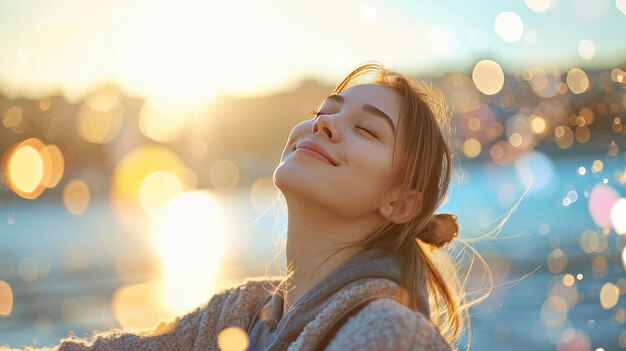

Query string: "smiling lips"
[[295, 140, 339, 166]]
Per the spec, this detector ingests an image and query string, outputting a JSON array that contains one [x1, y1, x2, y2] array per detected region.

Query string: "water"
[[0, 151, 625, 350]]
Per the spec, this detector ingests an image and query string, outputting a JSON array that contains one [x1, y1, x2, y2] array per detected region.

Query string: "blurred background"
[[0, 0, 625, 350]]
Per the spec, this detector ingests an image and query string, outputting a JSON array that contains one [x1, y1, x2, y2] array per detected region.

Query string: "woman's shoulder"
[[213, 275, 282, 297], [327, 297, 452, 351]]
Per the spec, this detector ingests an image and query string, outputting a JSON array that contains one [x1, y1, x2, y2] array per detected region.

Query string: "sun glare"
[[152, 191, 227, 316]]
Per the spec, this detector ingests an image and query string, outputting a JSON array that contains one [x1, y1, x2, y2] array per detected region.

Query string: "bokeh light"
[[0, 281, 13, 316], [41, 144, 64, 188], [541, 296, 568, 328], [139, 171, 184, 217], [494, 12, 524, 43], [139, 99, 190, 143], [566, 69, 590, 94], [610, 198, 626, 234], [524, 0, 551, 12], [2, 138, 46, 199], [1, 138, 65, 199], [599, 283, 619, 309], [547, 249, 568, 273], [0, 2, 625, 349], [578, 39, 596, 60], [111, 144, 194, 237], [472, 60, 504, 95], [588, 184, 621, 228], [62, 179, 91, 215], [554, 126, 574, 149], [8, 146, 42, 193], [463, 138, 481, 158], [76, 99, 124, 144], [2, 106, 24, 133], [217, 326, 249, 351], [617, 0, 626, 15]]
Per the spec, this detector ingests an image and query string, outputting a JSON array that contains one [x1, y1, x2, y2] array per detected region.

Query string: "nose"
[[312, 114, 339, 141]]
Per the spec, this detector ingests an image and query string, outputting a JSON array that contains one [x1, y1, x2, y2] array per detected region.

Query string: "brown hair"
[[268, 63, 493, 346], [269, 62, 495, 349]]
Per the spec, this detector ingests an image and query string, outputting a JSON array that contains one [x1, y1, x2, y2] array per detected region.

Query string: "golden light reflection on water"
[[63, 179, 90, 215], [472, 60, 504, 95], [217, 326, 249, 351], [0, 281, 13, 316], [115, 249, 161, 281], [111, 144, 194, 238], [153, 191, 226, 316]]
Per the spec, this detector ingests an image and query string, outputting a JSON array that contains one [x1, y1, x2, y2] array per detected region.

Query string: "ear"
[[378, 189, 422, 224]]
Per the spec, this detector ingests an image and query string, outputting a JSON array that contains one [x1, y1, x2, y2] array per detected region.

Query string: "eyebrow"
[[325, 94, 396, 134]]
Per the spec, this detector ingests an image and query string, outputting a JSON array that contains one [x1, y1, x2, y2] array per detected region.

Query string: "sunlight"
[[112, 281, 174, 330], [152, 190, 227, 316]]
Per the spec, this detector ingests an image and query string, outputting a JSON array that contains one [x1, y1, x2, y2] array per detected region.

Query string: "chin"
[[273, 162, 332, 205]]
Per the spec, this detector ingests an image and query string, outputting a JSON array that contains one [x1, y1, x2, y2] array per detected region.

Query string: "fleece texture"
[[4, 253, 452, 351], [246, 247, 432, 350]]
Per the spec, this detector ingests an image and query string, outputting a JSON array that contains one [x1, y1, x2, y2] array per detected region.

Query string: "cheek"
[[340, 148, 395, 199]]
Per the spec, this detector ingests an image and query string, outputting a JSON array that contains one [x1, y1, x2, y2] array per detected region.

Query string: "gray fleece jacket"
[[7, 248, 452, 351]]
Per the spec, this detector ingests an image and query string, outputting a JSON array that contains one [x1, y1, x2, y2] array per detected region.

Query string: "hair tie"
[[417, 213, 459, 249]]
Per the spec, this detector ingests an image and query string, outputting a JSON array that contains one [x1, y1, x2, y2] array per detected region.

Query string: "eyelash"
[[309, 109, 378, 138]]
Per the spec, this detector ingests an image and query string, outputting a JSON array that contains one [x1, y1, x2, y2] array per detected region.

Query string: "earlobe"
[[379, 190, 422, 224]]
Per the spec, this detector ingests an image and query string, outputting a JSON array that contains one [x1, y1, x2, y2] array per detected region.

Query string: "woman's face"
[[273, 83, 404, 219]]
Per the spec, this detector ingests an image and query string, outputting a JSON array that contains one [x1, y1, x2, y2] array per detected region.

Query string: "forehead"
[[336, 84, 402, 124]]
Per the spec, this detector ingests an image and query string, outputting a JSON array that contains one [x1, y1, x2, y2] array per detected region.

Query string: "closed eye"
[[356, 126, 377, 138]]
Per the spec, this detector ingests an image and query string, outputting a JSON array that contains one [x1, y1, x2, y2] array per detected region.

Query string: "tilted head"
[[274, 62, 465, 345]]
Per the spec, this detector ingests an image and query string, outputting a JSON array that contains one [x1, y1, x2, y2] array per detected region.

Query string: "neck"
[[280, 198, 384, 317]]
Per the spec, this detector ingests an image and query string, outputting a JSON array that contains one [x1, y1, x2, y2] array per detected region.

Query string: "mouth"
[[293, 140, 339, 166], [295, 147, 336, 165]]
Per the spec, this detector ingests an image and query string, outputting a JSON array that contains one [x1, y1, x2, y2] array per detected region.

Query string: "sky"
[[0, 0, 624, 107]]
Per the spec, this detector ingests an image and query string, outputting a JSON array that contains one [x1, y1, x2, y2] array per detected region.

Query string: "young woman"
[[15, 62, 482, 350]]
